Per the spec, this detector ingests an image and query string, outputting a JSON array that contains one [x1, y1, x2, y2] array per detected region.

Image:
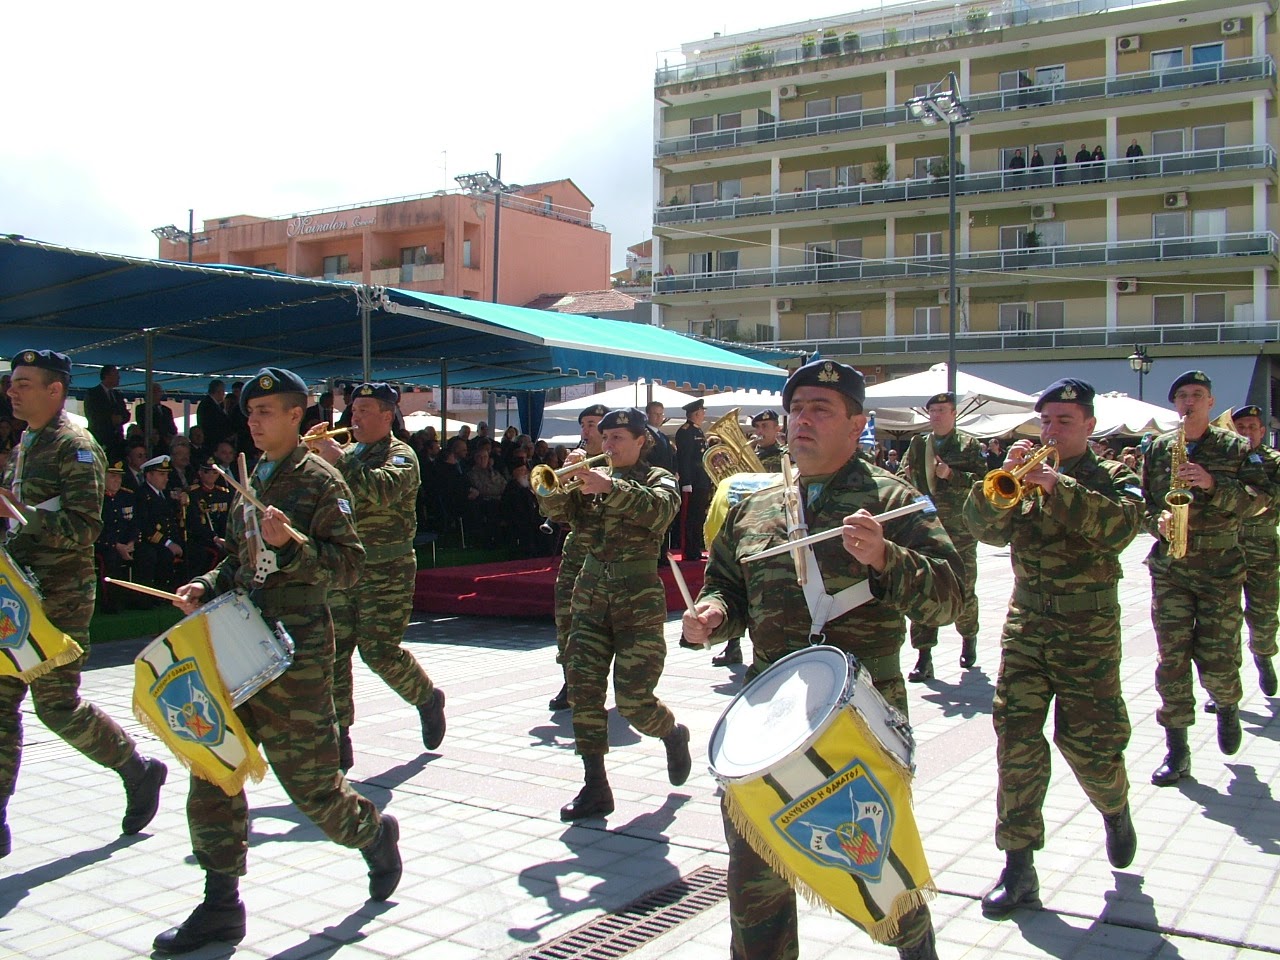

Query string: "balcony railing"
[[655, 232, 1277, 295], [760, 320, 1280, 357], [655, 56, 1274, 158], [656, 146, 1275, 226]]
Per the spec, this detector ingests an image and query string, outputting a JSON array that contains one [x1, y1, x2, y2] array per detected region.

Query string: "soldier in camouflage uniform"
[[963, 379, 1142, 919], [685, 360, 963, 960], [1145, 371, 1272, 790], [156, 368, 400, 955], [0, 349, 166, 860], [539, 407, 689, 822], [900, 391, 989, 679], [309, 382, 445, 773], [547, 403, 606, 713], [1228, 405, 1280, 701]]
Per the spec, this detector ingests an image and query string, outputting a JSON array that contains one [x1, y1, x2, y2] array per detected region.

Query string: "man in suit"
[[196, 379, 234, 447], [142, 384, 178, 452], [83, 364, 130, 461], [675, 398, 711, 561]]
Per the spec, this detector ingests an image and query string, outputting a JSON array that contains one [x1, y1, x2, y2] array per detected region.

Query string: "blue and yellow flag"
[[133, 614, 266, 797], [0, 549, 84, 682]]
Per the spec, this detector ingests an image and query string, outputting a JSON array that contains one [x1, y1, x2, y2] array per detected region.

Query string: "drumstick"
[[103, 577, 184, 603], [742, 500, 932, 564], [666, 552, 697, 615], [214, 465, 306, 544]]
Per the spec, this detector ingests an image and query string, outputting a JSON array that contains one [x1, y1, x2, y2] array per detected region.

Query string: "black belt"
[[1012, 583, 1117, 614], [364, 541, 414, 564], [250, 583, 326, 607], [581, 555, 657, 579], [1189, 531, 1239, 551]]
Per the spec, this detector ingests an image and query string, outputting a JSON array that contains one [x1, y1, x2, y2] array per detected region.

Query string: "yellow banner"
[[724, 708, 935, 944], [0, 550, 84, 683], [133, 614, 266, 797]]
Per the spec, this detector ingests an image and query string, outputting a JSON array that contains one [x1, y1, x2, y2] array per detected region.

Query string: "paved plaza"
[[1, 534, 1278, 959]]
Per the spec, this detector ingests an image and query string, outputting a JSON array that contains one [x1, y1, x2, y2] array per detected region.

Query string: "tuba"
[[982, 442, 1059, 510], [1165, 417, 1191, 559], [701, 408, 766, 485]]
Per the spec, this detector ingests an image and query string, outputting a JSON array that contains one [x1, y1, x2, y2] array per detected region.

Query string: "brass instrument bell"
[[530, 453, 612, 497], [982, 442, 1060, 510]]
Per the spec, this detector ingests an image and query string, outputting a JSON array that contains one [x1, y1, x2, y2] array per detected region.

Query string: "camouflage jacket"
[[755, 442, 787, 473], [1141, 424, 1271, 577], [900, 429, 988, 536], [964, 448, 1142, 593], [539, 461, 680, 563], [697, 456, 963, 676], [336, 435, 420, 562], [1241, 443, 1280, 535]]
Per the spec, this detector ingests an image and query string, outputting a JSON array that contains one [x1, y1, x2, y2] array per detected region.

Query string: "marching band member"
[[963, 379, 1143, 918], [684, 360, 962, 960], [156, 367, 398, 954], [0, 349, 166, 860]]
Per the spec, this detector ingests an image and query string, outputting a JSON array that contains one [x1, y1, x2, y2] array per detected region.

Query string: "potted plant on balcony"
[[883, 27, 900, 47], [801, 36, 817, 58], [842, 32, 860, 53], [821, 30, 840, 55], [741, 43, 766, 68], [1024, 229, 1042, 249], [966, 9, 990, 32], [928, 158, 950, 180], [872, 158, 892, 182], [371, 257, 397, 270]]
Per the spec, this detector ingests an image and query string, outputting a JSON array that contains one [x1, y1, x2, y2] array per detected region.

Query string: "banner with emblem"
[[133, 615, 266, 796], [0, 548, 84, 682]]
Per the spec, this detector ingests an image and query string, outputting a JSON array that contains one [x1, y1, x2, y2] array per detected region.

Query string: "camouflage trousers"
[[187, 609, 381, 876], [722, 672, 931, 958], [1152, 573, 1244, 728], [554, 538, 587, 664], [1241, 531, 1279, 658], [0, 587, 136, 814], [330, 555, 434, 728], [993, 600, 1130, 851], [911, 534, 978, 650], [566, 570, 676, 755]]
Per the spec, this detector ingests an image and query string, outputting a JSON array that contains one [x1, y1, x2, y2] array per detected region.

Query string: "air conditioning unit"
[[1116, 278, 1139, 294], [939, 288, 952, 305], [1117, 35, 1141, 53], [776, 297, 794, 312], [1164, 191, 1189, 209], [779, 84, 799, 100], [1031, 203, 1055, 221], [1222, 18, 1243, 35]]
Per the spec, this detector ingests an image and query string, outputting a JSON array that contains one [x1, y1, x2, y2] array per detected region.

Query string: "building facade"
[[652, 0, 1279, 407], [158, 179, 610, 309]]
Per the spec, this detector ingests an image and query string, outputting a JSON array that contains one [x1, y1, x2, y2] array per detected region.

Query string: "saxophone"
[[1165, 417, 1192, 559]]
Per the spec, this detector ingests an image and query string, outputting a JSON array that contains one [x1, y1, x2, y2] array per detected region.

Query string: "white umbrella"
[[402, 411, 477, 435], [699, 389, 785, 420], [959, 392, 1180, 441], [865, 363, 1037, 418], [541, 381, 698, 440]]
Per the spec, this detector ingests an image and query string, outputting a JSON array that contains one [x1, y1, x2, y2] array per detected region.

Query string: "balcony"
[[655, 56, 1274, 159], [372, 263, 446, 285], [656, 146, 1275, 227], [654, 232, 1277, 296], [760, 321, 1280, 359]]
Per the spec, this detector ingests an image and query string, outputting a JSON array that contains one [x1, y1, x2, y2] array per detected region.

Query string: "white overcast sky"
[[2, 0, 866, 274]]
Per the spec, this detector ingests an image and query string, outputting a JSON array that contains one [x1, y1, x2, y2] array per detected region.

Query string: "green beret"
[[782, 359, 866, 411], [751, 409, 780, 425], [12, 349, 71, 376], [241, 367, 309, 414], [1036, 378, 1095, 411], [353, 381, 400, 405], [599, 407, 647, 436], [925, 392, 957, 409], [1168, 370, 1211, 402], [1233, 405, 1263, 421], [578, 403, 608, 423]]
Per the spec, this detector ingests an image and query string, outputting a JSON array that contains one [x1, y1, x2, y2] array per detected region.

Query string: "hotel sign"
[[286, 213, 376, 238]]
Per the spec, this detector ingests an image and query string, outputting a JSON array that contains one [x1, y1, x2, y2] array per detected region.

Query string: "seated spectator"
[[187, 424, 208, 461], [211, 438, 237, 471], [133, 455, 184, 600], [167, 436, 197, 492], [885, 448, 902, 473], [986, 438, 1005, 471], [499, 425, 519, 468], [532, 439, 552, 465], [185, 457, 233, 582], [501, 464, 555, 557], [433, 437, 473, 537], [466, 445, 507, 546], [122, 439, 148, 492], [96, 461, 138, 612], [552, 444, 569, 469]]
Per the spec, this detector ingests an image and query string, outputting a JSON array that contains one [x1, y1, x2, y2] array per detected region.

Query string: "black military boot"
[[560, 754, 614, 821], [362, 814, 402, 901], [119, 753, 167, 835], [0, 813, 9, 859], [664, 724, 692, 786], [981, 848, 1040, 918], [1204, 697, 1218, 714], [959, 636, 978, 669], [1103, 804, 1137, 868], [712, 640, 743, 667], [338, 726, 354, 773], [1217, 704, 1242, 755], [418, 689, 446, 751], [897, 923, 938, 960], [908, 650, 934, 683], [1257, 655, 1278, 697], [153, 871, 246, 954], [548, 683, 570, 712], [1151, 727, 1191, 786]]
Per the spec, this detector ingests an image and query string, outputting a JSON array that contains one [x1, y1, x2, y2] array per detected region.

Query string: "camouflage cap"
[[925, 391, 957, 409], [782, 359, 866, 412], [1035, 378, 1095, 411], [241, 366, 308, 413], [599, 407, 648, 436], [353, 381, 400, 405], [578, 403, 608, 424], [1167, 370, 1211, 402], [11, 348, 71, 376], [1233, 404, 1263, 421], [751, 409, 780, 425]]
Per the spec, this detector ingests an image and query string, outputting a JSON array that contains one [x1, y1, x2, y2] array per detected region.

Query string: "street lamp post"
[[1128, 345, 1153, 401], [906, 73, 973, 396], [455, 155, 517, 304], [150, 209, 210, 263]]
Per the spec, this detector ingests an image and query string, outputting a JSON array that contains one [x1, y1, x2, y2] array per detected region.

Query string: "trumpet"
[[303, 426, 351, 447], [530, 453, 612, 497], [982, 442, 1060, 510]]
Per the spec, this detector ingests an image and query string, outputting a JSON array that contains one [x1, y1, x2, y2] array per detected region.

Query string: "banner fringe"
[[14, 640, 84, 683]]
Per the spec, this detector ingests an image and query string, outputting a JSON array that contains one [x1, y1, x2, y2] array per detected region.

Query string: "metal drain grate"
[[518, 865, 729, 960]]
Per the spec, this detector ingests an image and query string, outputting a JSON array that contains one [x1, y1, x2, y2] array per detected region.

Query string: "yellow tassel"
[[132, 701, 267, 796], [13, 640, 84, 683]]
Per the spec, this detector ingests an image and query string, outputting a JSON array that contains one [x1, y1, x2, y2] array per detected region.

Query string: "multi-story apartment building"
[[652, 0, 1278, 407], [157, 179, 610, 308]]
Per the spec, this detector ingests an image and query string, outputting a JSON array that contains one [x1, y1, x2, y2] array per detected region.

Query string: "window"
[[690, 116, 714, 134], [688, 319, 713, 337], [998, 69, 1032, 91], [836, 238, 864, 262], [755, 323, 773, 342], [914, 307, 943, 335], [1035, 141, 1064, 161], [690, 182, 715, 204], [400, 246, 430, 266], [805, 313, 832, 338], [999, 225, 1028, 250], [1154, 295, 1185, 325], [718, 112, 742, 130], [1192, 209, 1227, 236], [1191, 42, 1225, 65], [912, 83, 932, 98], [1034, 301, 1065, 329], [805, 242, 835, 265], [915, 232, 943, 256], [913, 156, 942, 179], [717, 250, 739, 271], [1035, 64, 1065, 85], [254, 262, 277, 271], [999, 303, 1031, 331], [1151, 129, 1185, 155], [835, 93, 863, 114], [1000, 145, 1028, 169], [688, 252, 713, 273], [1192, 125, 1225, 151], [1194, 293, 1227, 324], [719, 179, 741, 200], [1036, 222, 1066, 247], [835, 310, 863, 338], [462, 240, 472, 268], [805, 99, 833, 118], [715, 319, 740, 339], [1153, 212, 1187, 239], [805, 168, 834, 190], [1151, 48, 1184, 72], [544, 195, 553, 212], [322, 254, 349, 278]]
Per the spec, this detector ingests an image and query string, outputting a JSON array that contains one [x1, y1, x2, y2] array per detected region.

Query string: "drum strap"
[[800, 544, 873, 639]]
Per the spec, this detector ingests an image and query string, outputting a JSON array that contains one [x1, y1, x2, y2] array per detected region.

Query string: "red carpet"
[[413, 556, 706, 618]]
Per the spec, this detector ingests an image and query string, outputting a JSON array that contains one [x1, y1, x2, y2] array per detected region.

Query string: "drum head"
[[709, 646, 851, 781]]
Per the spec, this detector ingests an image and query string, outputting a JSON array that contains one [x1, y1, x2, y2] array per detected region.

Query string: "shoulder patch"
[[1122, 485, 1144, 499], [76, 449, 95, 464], [915, 494, 938, 515], [337, 498, 352, 515], [391, 455, 408, 466], [1249, 453, 1263, 464], [658, 477, 678, 491]]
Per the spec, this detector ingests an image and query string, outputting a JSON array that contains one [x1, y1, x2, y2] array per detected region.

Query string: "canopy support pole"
[[144, 330, 154, 451], [360, 287, 372, 383], [440, 358, 449, 444]]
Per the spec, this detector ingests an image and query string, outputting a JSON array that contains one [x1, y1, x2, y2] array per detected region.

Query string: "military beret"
[[1167, 370, 1211, 402], [353, 381, 400, 405], [1035, 378, 1095, 411], [1233, 405, 1263, 421], [241, 366, 309, 413], [782, 359, 866, 412], [751, 409, 780, 425], [578, 403, 608, 423], [682, 398, 705, 415], [107, 460, 125, 474], [11, 348, 71, 376], [599, 407, 648, 436], [142, 455, 171, 473], [925, 392, 957, 409]]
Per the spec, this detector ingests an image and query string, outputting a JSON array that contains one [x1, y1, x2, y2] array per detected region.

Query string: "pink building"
[[158, 180, 610, 306]]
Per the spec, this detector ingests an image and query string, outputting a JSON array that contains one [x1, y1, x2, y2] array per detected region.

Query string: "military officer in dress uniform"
[[675, 397, 711, 561], [900, 391, 989, 679], [132, 455, 184, 597], [0, 349, 166, 860], [309, 382, 445, 773], [750, 409, 786, 472], [964, 379, 1143, 919], [157, 367, 399, 954], [97, 460, 138, 612], [183, 457, 233, 582]]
